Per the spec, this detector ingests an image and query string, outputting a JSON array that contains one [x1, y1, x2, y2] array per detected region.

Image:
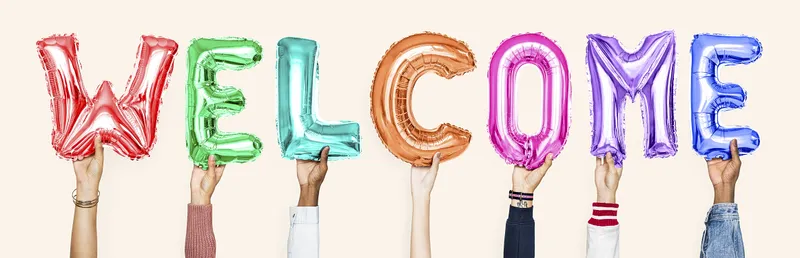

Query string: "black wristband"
[[509, 190, 533, 201]]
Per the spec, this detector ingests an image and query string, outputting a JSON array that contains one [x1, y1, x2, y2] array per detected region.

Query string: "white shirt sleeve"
[[288, 206, 320, 258], [586, 203, 620, 258], [587, 224, 620, 258]]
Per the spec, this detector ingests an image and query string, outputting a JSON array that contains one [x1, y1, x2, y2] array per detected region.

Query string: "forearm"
[[713, 183, 735, 204], [71, 186, 99, 258], [288, 206, 320, 258], [299, 186, 320, 207], [71, 206, 98, 258], [586, 203, 619, 258], [185, 204, 216, 258], [503, 205, 534, 258], [291, 183, 321, 258], [700, 203, 744, 258], [411, 197, 431, 258]]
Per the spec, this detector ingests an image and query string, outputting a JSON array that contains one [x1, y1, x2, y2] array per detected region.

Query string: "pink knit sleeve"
[[185, 204, 216, 258]]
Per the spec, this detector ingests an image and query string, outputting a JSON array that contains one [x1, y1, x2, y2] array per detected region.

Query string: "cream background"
[[0, 0, 796, 257]]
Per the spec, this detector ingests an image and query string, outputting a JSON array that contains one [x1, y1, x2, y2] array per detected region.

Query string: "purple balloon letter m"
[[690, 34, 762, 160], [587, 31, 678, 167]]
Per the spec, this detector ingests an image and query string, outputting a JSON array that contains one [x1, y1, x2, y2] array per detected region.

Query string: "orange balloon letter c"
[[370, 32, 475, 166]]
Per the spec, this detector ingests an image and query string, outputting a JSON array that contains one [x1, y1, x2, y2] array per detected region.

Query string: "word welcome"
[[37, 31, 761, 168]]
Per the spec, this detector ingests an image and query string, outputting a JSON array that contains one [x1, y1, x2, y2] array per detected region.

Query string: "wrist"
[[75, 184, 98, 200], [412, 194, 431, 204], [300, 184, 320, 194], [190, 194, 211, 205], [596, 192, 616, 203], [298, 186, 320, 206], [512, 185, 534, 194], [713, 183, 735, 204], [713, 182, 736, 191]]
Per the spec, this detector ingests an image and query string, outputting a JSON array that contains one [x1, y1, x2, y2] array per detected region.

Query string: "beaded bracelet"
[[72, 189, 100, 208]]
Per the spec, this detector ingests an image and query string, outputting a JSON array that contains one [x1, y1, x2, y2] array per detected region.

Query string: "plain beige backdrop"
[[0, 0, 796, 257]]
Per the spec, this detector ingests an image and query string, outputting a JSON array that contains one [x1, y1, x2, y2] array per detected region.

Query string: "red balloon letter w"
[[37, 34, 178, 160]]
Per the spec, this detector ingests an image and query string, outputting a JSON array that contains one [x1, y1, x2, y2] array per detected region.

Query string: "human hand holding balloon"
[[73, 135, 105, 200], [595, 152, 623, 203], [297, 147, 331, 207], [190, 155, 226, 206], [410, 153, 442, 200], [511, 153, 554, 194], [707, 140, 742, 204]]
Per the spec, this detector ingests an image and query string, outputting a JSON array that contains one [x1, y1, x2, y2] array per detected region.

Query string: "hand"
[[707, 139, 741, 204], [410, 152, 442, 200], [297, 146, 330, 206], [73, 135, 104, 200], [190, 155, 225, 205], [595, 152, 623, 203], [511, 153, 554, 193]]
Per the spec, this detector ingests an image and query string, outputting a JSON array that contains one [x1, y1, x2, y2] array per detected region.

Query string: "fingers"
[[605, 152, 615, 168], [729, 139, 741, 163], [319, 146, 330, 172], [595, 156, 602, 167], [428, 152, 442, 179], [93, 134, 104, 162]]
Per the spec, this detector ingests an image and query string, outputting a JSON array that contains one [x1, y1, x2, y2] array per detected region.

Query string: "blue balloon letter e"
[[690, 34, 761, 160]]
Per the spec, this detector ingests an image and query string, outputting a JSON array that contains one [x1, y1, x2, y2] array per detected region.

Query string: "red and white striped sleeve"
[[588, 202, 619, 227]]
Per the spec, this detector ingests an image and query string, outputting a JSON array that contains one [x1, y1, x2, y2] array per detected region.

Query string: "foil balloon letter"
[[691, 34, 762, 160], [276, 37, 361, 161], [186, 38, 264, 169], [488, 33, 571, 170], [37, 34, 178, 160], [586, 31, 677, 167], [371, 32, 475, 166]]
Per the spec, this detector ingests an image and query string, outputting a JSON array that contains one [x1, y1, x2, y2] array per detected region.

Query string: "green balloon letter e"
[[186, 37, 264, 169], [276, 37, 361, 161]]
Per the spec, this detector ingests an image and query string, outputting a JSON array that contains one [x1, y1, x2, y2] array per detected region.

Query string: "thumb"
[[206, 155, 217, 180], [540, 153, 554, 172], [427, 152, 442, 181], [729, 139, 741, 162], [93, 134, 104, 162], [319, 146, 330, 171]]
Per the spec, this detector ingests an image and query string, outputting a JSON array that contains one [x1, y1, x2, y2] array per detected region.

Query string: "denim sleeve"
[[504, 206, 535, 258], [700, 203, 744, 258]]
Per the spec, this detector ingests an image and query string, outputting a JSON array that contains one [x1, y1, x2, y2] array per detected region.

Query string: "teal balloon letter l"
[[276, 37, 361, 161]]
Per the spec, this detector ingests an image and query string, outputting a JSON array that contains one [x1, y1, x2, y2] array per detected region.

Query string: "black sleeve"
[[504, 205, 535, 258]]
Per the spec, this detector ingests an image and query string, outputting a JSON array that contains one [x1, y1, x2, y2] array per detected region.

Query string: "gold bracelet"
[[72, 189, 100, 208]]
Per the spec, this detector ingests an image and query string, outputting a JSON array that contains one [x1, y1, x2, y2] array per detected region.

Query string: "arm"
[[411, 193, 432, 258], [186, 156, 225, 258], [70, 136, 104, 258], [410, 152, 442, 258], [289, 147, 330, 258], [503, 154, 553, 258], [586, 152, 622, 258], [700, 140, 745, 258]]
